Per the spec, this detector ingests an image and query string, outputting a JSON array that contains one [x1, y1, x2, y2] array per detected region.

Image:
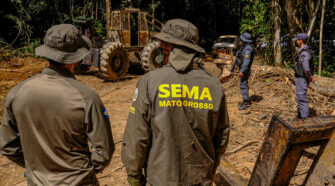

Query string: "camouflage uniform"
[[121, 19, 230, 186]]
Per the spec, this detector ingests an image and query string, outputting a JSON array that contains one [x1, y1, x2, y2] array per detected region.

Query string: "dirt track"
[[0, 57, 332, 185]]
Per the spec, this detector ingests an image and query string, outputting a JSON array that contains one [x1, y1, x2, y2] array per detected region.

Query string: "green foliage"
[[240, 0, 273, 64], [95, 20, 106, 36], [240, 0, 272, 37], [23, 39, 41, 54], [6, 0, 47, 44]]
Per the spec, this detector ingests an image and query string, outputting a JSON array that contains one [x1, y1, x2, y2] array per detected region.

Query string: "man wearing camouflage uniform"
[[237, 32, 255, 110], [121, 19, 230, 186], [0, 24, 114, 185], [293, 33, 315, 119]]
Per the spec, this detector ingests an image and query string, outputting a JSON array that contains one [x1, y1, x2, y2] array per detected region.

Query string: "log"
[[249, 116, 335, 186]]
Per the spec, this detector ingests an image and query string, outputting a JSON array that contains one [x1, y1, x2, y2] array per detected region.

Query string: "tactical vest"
[[294, 48, 315, 78], [237, 44, 248, 66], [238, 44, 255, 67]]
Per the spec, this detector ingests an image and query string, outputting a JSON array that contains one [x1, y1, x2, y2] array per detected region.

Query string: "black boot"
[[239, 100, 250, 110]]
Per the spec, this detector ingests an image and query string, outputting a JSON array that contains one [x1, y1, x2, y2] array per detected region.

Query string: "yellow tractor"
[[78, 8, 164, 80]]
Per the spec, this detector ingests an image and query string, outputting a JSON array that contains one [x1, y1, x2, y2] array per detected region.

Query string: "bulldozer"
[[77, 8, 164, 80]]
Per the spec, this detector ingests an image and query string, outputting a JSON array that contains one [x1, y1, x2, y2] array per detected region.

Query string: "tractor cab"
[[109, 8, 153, 48]]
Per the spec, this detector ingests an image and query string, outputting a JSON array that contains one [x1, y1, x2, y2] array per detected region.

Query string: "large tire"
[[141, 40, 161, 72], [100, 42, 129, 80]]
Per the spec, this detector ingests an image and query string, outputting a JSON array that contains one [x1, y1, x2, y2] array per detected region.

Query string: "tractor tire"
[[141, 40, 161, 72], [99, 42, 129, 80]]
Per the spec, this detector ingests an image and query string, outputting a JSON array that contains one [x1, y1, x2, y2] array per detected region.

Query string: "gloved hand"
[[127, 175, 146, 186], [128, 179, 143, 186]]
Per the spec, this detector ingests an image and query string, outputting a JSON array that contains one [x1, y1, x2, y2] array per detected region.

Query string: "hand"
[[311, 76, 317, 82], [238, 72, 244, 78]]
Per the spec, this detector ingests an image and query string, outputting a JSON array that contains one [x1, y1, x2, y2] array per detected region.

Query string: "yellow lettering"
[[171, 84, 182, 97], [182, 85, 199, 99], [130, 106, 136, 114], [183, 101, 188, 106], [193, 102, 198, 108], [159, 101, 167, 107], [209, 104, 213, 110], [171, 100, 176, 106], [204, 103, 208, 109], [188, 101, 193, 108], [158, 84, 170, 98], [177, 101, 182, 106], [166, 101, 171, 107], [199, 87, 212, 101], [199, 103, 203, 109]]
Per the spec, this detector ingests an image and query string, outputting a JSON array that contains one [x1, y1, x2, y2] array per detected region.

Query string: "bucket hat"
[[292, 33, 308, 41], [35, 24, 91, 64], [154, 19, 205, 53], [240, 32, 253, 43]]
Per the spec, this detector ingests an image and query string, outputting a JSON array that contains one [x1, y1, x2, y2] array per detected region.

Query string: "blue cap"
[[292, 33, 308, 41]]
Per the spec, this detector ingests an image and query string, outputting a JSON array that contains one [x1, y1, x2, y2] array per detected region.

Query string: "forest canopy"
[[0, 0, 334, 76]]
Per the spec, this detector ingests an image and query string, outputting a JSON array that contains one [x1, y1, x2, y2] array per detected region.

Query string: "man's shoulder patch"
[[133, 88, 138, 102], [244, 49, 250, 58], [103, 109, 109, 118]]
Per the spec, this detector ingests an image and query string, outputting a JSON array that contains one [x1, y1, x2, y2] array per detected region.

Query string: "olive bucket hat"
[[35, 24, 91, 64], [154, 19, 205, 53]]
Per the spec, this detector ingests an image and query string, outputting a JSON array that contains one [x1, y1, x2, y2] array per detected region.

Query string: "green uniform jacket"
[[0, 66, 114, 185], [122, 48, 230, 186]]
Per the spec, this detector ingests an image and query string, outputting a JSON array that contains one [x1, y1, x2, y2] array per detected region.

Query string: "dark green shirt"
[[0, 66, 114, 185], [122, 48, 230, 186]]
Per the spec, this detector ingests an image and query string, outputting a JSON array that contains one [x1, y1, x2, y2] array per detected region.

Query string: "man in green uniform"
[[122, 19, 230, 186], [0, 24, 114, 185]]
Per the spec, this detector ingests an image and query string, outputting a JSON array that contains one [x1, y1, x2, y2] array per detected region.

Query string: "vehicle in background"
[[212, 35, 241, 57], [76, 8, 164, 80]]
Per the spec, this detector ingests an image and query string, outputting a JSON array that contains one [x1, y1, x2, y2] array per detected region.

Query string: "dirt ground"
[[0, 57, 334, 185]]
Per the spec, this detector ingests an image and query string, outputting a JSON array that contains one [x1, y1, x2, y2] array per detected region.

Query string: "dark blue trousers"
[[240, 71, 250, 100], [295, 77, 309, 118]]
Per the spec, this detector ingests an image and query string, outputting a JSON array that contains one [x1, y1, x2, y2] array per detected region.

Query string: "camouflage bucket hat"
[[154, 19, 205, 53], [35, 24, 91, 64]]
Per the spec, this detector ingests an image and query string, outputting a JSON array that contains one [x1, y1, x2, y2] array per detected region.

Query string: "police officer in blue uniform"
[[293, 33, 315, 119], [238, 32, 255, 110]]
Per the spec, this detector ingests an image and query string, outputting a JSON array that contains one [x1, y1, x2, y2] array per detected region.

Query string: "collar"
[[168, 48, 196, 72], [299, 45, 308, 53], [41, 66, 76, 79]]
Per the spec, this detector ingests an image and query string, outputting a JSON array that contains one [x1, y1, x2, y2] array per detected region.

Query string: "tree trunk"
[[273, 0, 282, 66], [105, 0, 111, 36], [285, 0, 296, 61], [307, 0, 321, 38], [152, 0, 155, 17], [70, 0, 74, 22], [95, 0, 99, 22], [318, 0, 326, 76]]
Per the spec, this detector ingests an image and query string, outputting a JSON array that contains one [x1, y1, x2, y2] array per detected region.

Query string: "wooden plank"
[[290, 117, 335, 143], [305, 132, 335, 185], [273, 144, 304, 185], [248, 116, 293, 186], [248, 116, 335, 186]]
